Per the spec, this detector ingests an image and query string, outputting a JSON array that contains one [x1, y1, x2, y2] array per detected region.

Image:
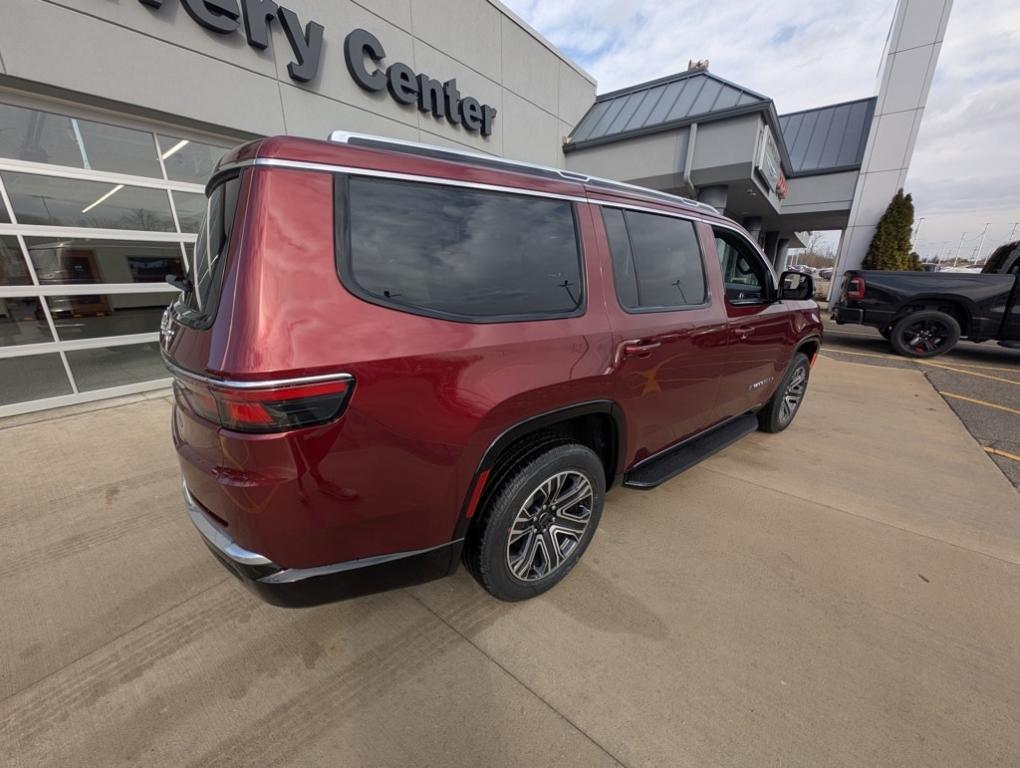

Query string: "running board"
[[623, 413, 758, 489], [999, 340, 1020, 349]]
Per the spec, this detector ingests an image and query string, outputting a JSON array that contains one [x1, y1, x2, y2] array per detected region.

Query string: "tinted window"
[[2, 172, 175, 231], [24, 238, 185, 285], [0, 102, 162, 177], [715, 229, 771, 303], [602, 208, 706, 310], [172, 191, 206, 233], [601, 208, 639, 308], [0, 297, 54, 346], [0, 236, 32, 286], [48, 291, 177, 340], [343, 177, 583, 321], [173, 175, 241, 327], [0, 354, 72, 405], [158, 135, 227, 184], [66, 342, 167, 391]]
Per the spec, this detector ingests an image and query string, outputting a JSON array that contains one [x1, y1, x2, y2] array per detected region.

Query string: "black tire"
[[757, 353, 810, 433], [889, 310, 960, 358], [465, 443, 605, 601]]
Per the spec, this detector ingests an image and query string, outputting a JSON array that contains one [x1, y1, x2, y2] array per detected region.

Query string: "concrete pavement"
[[2, 357, 1019, 767], [822, 315, 1020, 487]]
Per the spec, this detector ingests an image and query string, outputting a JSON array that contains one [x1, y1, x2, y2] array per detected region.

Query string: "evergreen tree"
[[862, 189, 916, 270]]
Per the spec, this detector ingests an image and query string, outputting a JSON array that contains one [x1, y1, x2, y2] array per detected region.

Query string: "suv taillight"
[[173, 376, 353, 433], [846, 276, 866, 301]]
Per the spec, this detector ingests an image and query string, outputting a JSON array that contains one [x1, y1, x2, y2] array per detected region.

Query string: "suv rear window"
[[173, 174, 241, 328], [338, 176, 584, 322]]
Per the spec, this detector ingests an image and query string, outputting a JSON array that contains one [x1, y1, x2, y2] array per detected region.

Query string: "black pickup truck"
[[831, 241, 1020, 358]]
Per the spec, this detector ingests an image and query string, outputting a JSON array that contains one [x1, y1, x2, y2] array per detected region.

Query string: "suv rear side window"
[[601, 208, 707, 311], [173, 174, 241, 328], [340, 176, 587, 320], [338, 176, 584, 322]]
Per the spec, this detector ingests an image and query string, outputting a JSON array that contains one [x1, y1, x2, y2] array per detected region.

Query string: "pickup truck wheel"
[[889, 310, 960, 358], [758, 353, 810, 433], [466, 444, 605, 601]]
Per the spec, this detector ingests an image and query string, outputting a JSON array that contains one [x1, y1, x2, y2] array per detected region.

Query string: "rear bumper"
[[183, 483, 461, 606], [830, 304, 865, 324]]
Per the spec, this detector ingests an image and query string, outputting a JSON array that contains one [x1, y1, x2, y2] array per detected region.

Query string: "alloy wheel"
[[779, 365, 808, 425], [902, 318, 951, 355], [506, 470, 594, 582]]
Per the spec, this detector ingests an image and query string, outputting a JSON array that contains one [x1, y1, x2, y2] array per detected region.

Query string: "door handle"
[[734, 326, 753, 340], [622, 341, 662, 358]]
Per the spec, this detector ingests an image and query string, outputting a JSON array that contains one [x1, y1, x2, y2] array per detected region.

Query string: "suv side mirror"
[[779, 270, 814, 301]]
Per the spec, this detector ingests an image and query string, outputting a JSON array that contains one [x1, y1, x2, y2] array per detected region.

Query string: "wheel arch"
[[793, 334, 822, 363], [891, 296, 973, 335], [451, 400, 626, 542]]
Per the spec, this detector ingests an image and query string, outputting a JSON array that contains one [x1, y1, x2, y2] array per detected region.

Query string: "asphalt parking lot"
[[2, 355, 1019, 767], [822, 312, 1020, 487]]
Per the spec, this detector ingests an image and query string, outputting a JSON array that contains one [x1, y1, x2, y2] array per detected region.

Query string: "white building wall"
[[0, 0, 596, 166], [831, 0, 953, 295]]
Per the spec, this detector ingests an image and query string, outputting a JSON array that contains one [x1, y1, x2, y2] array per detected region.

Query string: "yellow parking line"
[[921, 360, 1020, 386], [822, 348, 1020, 382], [941, 392, 1020, 416], [984, 446, 1020, 464], [821, 349, 900, 361]]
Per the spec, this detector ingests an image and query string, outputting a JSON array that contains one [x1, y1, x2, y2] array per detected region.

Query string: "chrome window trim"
[[162, 354, 353, 390], [253, 157, 591, 204], [233, 157, 759, 248]]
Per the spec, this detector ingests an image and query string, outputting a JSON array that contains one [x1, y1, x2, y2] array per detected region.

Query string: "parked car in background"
[[831, 241, 1020, 357], [818, 268, 834, 281], [161, 132, 823, 606]]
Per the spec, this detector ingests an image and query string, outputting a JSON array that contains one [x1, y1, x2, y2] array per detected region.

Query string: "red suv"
[[162, 132, 822, 606]]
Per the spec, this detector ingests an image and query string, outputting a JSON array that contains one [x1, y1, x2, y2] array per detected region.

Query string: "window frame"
[[334, 173, 588, 324], [601, 206, 712, 315], [713, 226, 778, 306], [0, 95, 237, 416]]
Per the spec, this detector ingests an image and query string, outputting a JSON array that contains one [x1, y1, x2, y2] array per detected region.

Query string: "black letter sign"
[[180, 0, 240, 34], [278, 8, 325, 82], [344, 29, 387, 92], [242, 0, 279, 49]]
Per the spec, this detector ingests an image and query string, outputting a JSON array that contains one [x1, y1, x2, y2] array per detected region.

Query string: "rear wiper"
[[165, 274, 193, 293]]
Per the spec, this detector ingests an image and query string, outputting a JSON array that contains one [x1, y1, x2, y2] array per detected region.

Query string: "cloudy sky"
[[502, 0, 1020, 262]]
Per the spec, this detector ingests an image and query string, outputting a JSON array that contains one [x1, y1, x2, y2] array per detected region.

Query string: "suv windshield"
[[174, 174, 241, 327]]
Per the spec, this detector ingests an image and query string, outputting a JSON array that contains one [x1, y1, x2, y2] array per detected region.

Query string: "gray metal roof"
[[567, 70, 770, 148], [778, 97, 876, 176]]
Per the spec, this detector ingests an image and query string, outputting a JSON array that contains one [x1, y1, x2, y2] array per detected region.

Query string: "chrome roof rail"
[[326, 131, 718, 215]]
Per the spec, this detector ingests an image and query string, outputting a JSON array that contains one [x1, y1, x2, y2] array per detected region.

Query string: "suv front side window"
[[714, 229, 773, 304]]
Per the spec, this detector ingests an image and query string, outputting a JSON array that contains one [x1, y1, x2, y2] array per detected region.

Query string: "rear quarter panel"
[[186, 166, 617, 567]]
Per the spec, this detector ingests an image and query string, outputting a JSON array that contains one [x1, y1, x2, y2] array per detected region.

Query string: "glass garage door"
[[0, 100, 232, 415]]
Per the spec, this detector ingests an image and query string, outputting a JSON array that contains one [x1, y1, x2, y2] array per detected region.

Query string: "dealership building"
[[0, 0, 948, 415]]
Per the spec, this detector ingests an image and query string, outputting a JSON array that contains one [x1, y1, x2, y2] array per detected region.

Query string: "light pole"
[[953, 231, 967, 267], [912, 216, 926, 249], [974, 222, 990, 265]]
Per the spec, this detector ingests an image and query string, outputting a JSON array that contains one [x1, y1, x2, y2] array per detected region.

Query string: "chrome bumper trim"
[[183, 482, 274, 567], [182, 482, 462, 584]]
